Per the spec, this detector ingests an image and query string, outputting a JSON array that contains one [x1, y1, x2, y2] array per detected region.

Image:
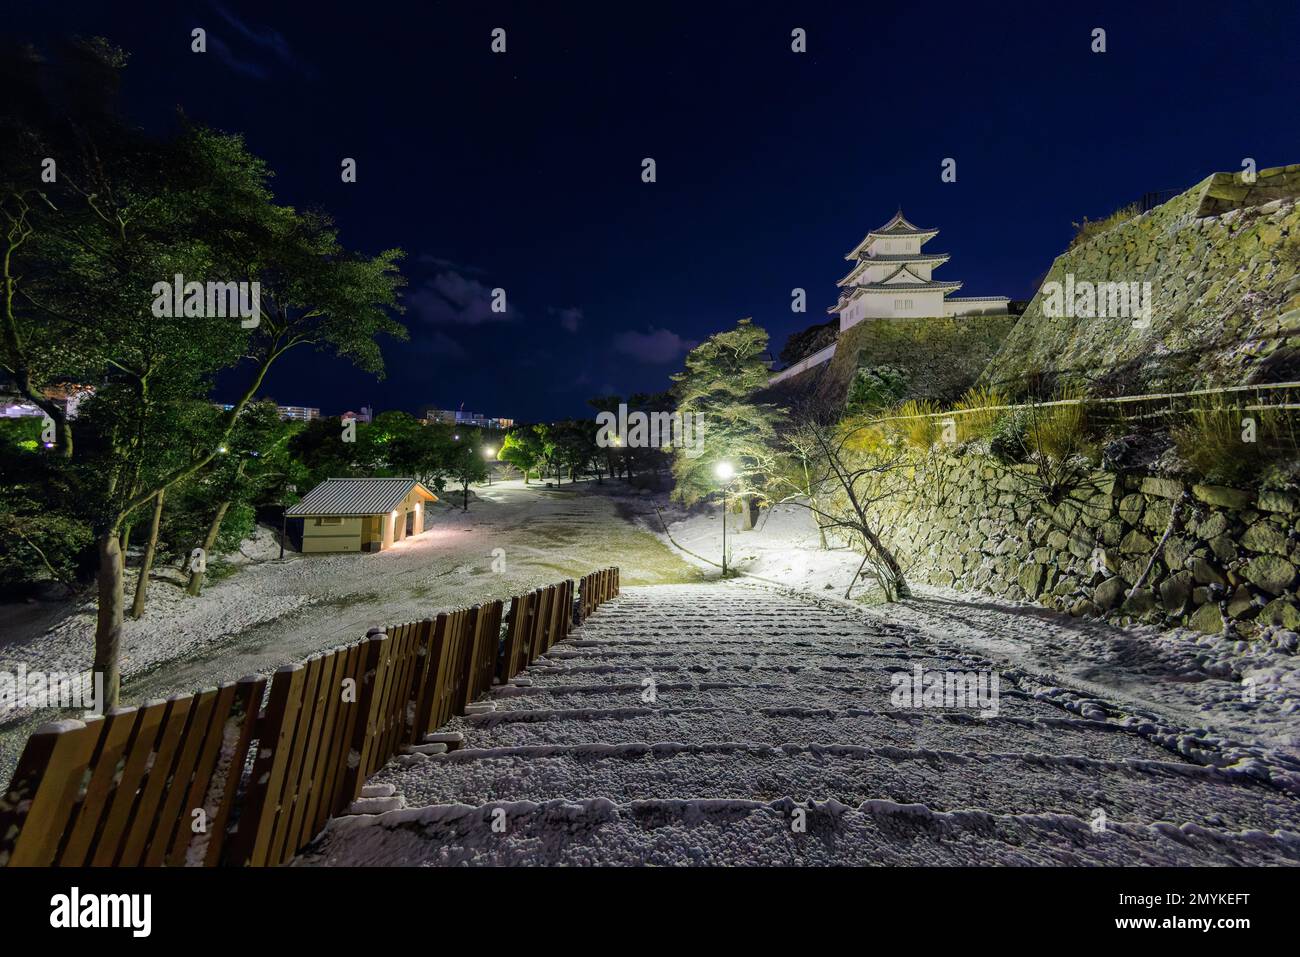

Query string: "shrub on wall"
[[1026, 385, 1096, 465], [987, 408, 1032, 463], [1066, 202, 1141, 250], [887, 399, 943, 451], [952, 385, 1008, 443], [1172, 397, 1299, 487], [846, 365, 910, 415]]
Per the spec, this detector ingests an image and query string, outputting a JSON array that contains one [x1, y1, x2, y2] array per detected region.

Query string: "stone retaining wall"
[[980, 165, 1300, 395], [858, 453, 1300, 634]]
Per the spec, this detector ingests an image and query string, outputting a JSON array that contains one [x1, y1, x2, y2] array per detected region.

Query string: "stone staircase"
[[294, 584, 1300, 866]]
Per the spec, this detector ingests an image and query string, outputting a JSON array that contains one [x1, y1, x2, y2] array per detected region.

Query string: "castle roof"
[[837, 251, 951, 286], [844, 210, 939, 259], [829, 265, 963, 313]]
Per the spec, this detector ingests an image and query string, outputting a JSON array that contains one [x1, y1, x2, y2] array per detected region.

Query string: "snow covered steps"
[[295, 795, 1300, 867], [296, 582, 1300, 865]]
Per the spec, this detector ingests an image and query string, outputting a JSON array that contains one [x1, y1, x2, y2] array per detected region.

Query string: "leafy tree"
[[446, 439, 488, 510], [586, 395, 623, 482], [778, 319, 837, 366], [0, 416, 89, 592], [499, 425, 544, 482], [179, 400, 296, 596], [553, 419, 597, 482], [0, 41, 406, 705], [531, 423, 562, 483], [383, 413, 454, 488], [670, 318, 782, 524]]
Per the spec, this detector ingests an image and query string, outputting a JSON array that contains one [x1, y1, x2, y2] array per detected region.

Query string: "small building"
[[286, 477, 438, 553]]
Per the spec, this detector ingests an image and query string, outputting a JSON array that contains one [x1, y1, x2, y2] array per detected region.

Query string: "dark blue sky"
[[7, 1, 1299, 420]]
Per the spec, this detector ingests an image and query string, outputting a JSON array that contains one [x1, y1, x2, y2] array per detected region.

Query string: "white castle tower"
[[831, 211, 1008, 330]]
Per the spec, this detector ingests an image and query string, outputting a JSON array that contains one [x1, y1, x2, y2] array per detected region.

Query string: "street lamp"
[[484, 446, 495, 485], [714, 461, 735, 576]]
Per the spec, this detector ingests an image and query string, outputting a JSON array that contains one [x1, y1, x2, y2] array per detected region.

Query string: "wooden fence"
[[578, 566, 618, 622], [0, 566, 620, 868]]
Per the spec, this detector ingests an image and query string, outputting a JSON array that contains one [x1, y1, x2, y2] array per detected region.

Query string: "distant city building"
[[277, 405, 321, 422], [423, 408, 513, 429], [0, 383, 95, 420], [341, 405, 373, 424]]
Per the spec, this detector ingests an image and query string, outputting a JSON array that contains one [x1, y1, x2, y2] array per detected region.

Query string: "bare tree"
[[774, 403, 911, 601]]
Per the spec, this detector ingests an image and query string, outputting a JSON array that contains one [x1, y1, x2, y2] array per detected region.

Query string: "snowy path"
[[0, 480, 696, 783], [294, 583, 1300, 866]]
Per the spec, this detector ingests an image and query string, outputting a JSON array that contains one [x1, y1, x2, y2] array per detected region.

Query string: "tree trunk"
[[860, 525, 909, 601], [130, 489, 165, 619], [186, 499, 231, 596], [118, 523, 131, 574], [809, 495, 829, 549], [738, 494, 758, 531], [93, 531, 124, 710]]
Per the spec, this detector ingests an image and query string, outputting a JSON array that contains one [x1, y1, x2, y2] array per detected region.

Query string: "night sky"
[[6, 1, 1299, 421]]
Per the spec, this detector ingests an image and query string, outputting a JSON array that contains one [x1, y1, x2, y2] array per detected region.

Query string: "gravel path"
[[294, 583, 1300, 866]]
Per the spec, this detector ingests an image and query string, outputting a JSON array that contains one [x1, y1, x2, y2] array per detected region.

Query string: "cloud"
[[208, 2, 314, 79], [611, 327, 696, 363], [551, 306, 582, 333], [207, 35, 269, 79], [407, 268, 514, 325]]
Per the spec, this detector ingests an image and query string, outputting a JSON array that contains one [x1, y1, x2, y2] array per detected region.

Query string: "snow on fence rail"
[[0, 566, 620, 868]]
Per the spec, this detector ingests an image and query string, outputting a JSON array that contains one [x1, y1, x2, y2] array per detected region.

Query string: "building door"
[[405, 509, 415, 537]]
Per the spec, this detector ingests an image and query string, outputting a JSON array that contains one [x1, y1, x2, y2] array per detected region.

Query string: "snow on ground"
[[636, 497, 1300, 758], [0, 478, 698, 782], [294, 585, 1300, 866]]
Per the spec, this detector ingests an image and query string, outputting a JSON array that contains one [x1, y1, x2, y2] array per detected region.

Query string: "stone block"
[[1258, 490, 1298, 513], [1244, 555, 1297, 595], [1192, 484, 1252, 510], [1120, 529, 1155, 554], [1187, 602, 1226, 635], [1140, 476, 1184, 499], [1242, 520, 1289, 556]]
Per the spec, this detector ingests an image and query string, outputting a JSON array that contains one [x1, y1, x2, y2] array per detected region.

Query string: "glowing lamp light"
[[484, 446, 496, 457], [714, 461, 735, 577]]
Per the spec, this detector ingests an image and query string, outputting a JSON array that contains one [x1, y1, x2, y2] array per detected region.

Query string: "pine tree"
[[670, 319, 782, 519]]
